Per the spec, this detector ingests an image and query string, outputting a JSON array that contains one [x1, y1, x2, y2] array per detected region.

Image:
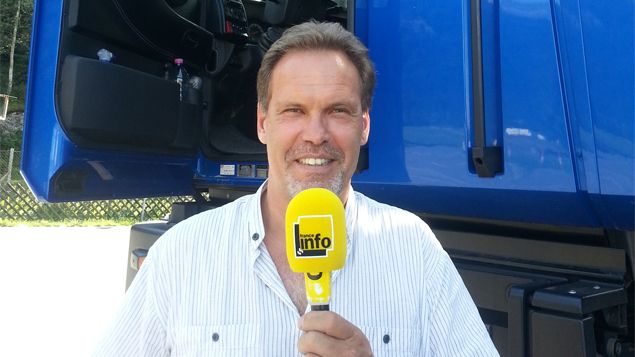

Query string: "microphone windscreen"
[[285, 188, 346, 274]]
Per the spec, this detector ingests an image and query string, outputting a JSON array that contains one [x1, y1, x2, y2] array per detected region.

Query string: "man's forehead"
[[272, 49, 356, 77], [267, 50, 361, 98], [282, 48, 348, 62]]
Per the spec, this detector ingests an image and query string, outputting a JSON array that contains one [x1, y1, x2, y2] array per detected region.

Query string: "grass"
[[0, 218, 136, 227], [7, 100, 24, 113]]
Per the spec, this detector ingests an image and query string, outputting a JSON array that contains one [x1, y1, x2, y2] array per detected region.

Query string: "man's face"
[[257, 50, 370, 202]]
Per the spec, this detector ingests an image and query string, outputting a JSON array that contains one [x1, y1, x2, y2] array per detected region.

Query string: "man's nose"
[[301, 113, 330, 145]]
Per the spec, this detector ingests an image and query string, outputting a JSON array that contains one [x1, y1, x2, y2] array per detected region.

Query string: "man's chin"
[[285, 176, 344, 198]]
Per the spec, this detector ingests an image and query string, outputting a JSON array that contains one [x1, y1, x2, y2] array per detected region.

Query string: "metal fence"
[[0, 149, 194, 222]]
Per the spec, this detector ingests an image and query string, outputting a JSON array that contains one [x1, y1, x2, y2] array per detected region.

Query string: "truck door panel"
[[21, 0, 234, 202], [578, 1, 634, 230], [360, 0, 574, 189]]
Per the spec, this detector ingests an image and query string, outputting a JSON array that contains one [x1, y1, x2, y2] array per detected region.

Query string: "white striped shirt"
[[94, 184, 498, 356]]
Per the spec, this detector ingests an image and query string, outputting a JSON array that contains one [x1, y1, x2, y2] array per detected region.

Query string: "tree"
[[7, 0, 21, 95], [0, 0, 33, 100]]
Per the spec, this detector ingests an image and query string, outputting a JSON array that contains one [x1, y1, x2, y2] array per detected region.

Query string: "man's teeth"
[[299, 158, 330, 166]]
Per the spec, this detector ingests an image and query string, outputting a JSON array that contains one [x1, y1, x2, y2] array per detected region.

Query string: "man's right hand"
[[298, 311, 373, 357]]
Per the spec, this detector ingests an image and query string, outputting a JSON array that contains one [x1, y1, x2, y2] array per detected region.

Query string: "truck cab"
[[22, 0, 634, 355]]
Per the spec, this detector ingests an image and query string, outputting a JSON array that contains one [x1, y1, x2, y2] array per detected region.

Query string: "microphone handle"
[[305, 272, 331, 311], [311, 304, 330, 311]]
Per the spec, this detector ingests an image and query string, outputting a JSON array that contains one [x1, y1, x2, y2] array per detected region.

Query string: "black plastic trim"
[[470, 0, 503, 177]]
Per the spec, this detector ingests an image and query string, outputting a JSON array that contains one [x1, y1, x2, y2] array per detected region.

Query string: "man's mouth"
[[297, 158, 331, 166]]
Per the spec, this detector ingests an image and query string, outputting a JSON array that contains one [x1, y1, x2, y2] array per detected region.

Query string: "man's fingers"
[[297, 330, 340, 356], [299, 311, 357, 340], [298, 311, 373, 356]]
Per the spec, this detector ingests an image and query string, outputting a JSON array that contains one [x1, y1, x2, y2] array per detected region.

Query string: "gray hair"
[[257, 21, 376, 112]]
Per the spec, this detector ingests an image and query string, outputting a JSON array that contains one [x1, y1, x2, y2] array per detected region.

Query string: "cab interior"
[[56, 0, 350, 161]]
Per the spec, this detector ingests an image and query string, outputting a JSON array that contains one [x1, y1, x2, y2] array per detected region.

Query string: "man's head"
[[257, 21, 376, 114], [256, 22, 376, 203]]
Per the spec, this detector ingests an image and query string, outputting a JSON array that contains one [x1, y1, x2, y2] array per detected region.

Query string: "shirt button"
[[252, 233, 260, 241], [212, 332, 219, 342], [383, 334, 390, 344]]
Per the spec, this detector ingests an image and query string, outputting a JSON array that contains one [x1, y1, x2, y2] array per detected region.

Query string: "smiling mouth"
[[297, 158, 332, 166]]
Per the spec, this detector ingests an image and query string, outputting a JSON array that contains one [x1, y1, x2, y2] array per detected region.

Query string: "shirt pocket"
[[359, 326, 422, 356], [173, 324, 259, 357]]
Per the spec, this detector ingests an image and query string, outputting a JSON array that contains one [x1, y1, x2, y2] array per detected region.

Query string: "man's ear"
[[256, 102, 267, 144], [361, 110, 370, 145]]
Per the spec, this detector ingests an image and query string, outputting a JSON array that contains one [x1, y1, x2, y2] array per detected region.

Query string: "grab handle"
[[470, 0, 503, 178]]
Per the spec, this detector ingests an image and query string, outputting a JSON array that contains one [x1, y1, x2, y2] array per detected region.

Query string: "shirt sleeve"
[[92, 246, 170, 357], [426, 250, 500, 356]]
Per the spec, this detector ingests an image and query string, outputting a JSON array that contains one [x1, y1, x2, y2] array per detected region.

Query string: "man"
[[95, 22, 498, 356]]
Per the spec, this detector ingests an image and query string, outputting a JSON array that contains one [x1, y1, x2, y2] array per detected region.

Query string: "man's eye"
[[284, 108, 302, 114]]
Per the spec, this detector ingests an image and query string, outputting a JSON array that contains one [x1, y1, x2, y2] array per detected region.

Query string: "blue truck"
[[21, 0, 634, 355]]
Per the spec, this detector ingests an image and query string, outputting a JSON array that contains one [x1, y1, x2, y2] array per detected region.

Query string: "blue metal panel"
[[358, 0, 577, 187], [550, 0, 600, 196], [579, 1, 634, 229], [497, 0, 576, 191], [349, 0, 603, 227], [20, 0, 63, 201], [354, 0, 370, 44], [21, 0, 197, 202], [548, 0, 635, 229], [360, 0, 470, 185]]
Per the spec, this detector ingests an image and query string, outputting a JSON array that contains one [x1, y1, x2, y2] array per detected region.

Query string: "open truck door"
[[20, 0, 297, 202]]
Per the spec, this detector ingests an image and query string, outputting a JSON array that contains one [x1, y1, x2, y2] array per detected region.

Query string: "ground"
[[0, 226, 130, 356]]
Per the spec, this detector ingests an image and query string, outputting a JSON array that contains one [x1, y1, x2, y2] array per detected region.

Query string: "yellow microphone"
[[285, 188, 346, 311]]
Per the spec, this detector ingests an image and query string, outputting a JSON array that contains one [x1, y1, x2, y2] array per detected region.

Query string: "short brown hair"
[[257, 21, 376, 112]]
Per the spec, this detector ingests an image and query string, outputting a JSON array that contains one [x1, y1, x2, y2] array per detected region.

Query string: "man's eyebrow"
[[329, 101, 356, 108], [275, 101, 304, 108]]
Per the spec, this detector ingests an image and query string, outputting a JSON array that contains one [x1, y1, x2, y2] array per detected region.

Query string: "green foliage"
[[0, 0, 33, 98], [0, 130, 21, 150], [0, 111, 23, 150], [6, 98, 23, 112]]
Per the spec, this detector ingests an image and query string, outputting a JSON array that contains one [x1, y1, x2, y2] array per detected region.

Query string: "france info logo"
[[293, 215, 334, 257]]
